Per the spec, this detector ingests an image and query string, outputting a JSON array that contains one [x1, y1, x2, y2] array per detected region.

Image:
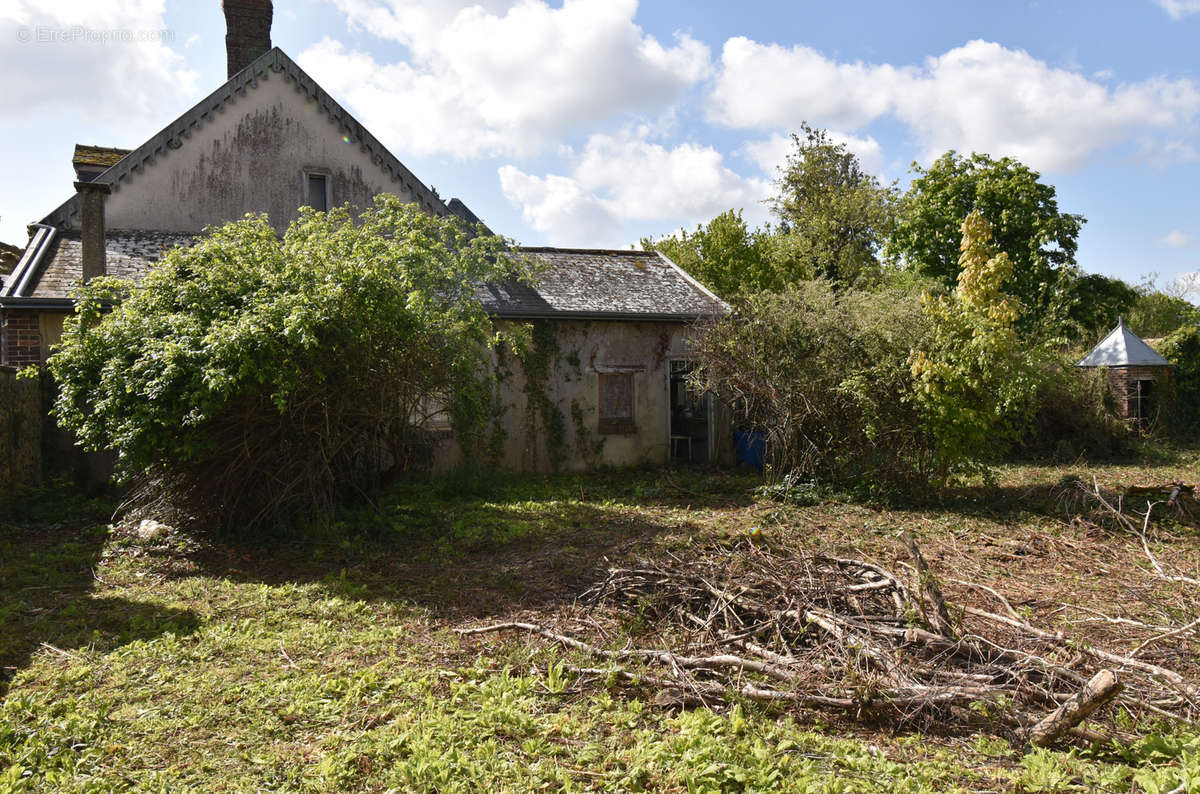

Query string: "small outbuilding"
[[1077, 317, 1172, 423]]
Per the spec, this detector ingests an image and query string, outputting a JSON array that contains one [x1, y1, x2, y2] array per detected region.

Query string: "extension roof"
[[484, 248, 728, 321], [1077, 317, 1171, 368], [4, 239, 726, 321]]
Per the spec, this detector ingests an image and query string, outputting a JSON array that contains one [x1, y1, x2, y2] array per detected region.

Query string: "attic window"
[[306, 173, 329, 212]]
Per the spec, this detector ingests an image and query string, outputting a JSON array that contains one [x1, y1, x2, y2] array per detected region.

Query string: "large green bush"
[[691, 281, 936, 490], [48, 195, 528, 530]]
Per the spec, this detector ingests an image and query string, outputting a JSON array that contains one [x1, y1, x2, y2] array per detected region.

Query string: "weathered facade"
[[0, 0, 729, 475], [1077, 318, 1173, 424]]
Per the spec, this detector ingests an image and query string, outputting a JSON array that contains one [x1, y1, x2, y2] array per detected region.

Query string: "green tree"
[[48, 195, 527, 530], [910, 210, 1051, 478], [1127, 284, 1200, 339], [1062, 273, 1139, 343], [768, 124, 897, 287], [891, 152, 1085, 332], [641, 209, 772, 298]]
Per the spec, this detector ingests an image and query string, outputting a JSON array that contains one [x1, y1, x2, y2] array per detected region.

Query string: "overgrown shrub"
[[695, 211, 1056, 492], [1159, 325, 1200, 438], [691, 281, 936, 491], [48, 195, 530, 531], [1014, 366, 1135, 461]]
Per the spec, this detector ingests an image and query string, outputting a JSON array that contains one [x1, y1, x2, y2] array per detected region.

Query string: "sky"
[[2, 0, 1199, 291]]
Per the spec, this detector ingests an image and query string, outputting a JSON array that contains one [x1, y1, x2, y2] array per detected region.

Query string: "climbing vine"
[[513, 320, 568, 471]]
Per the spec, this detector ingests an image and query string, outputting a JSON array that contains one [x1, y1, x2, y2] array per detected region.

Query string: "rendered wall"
[[100, 73, 428, 234], [435, 319, 733, 473]]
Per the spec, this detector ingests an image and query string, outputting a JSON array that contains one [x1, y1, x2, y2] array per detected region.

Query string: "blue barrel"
[[734, 430, 765, 470]]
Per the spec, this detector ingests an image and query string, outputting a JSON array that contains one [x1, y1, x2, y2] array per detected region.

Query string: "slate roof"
[[4, 238, 725, 320], [1, 229, 194, 303], [1077, 317, 1171, 368], [482, 248, 727, 320]]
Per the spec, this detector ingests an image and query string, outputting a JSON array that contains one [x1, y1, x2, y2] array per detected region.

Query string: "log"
[[1027, 669, 1122, 747]]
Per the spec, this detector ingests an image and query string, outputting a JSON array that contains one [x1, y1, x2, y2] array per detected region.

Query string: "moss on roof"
[[72, 144, 132, 169]]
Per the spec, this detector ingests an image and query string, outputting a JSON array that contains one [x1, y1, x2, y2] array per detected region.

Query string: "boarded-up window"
[[599, 373, 635, 435]]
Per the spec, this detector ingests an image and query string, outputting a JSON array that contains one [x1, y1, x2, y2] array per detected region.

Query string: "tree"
[[891, 152, 1085, 333], [48, 195, 526, 530], [909, 210, 1051, 478], [1062, 274, 1139, 344], [768, 124, 897, 288], [641, 210, 772, 298], [1127, 284, 1200, 338]]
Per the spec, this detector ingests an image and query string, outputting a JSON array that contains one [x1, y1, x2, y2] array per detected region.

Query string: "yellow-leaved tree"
[[910, 210, 1051, 480]]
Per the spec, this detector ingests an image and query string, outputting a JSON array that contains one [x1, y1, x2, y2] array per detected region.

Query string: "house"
[[0, 0, 728, 473], [1077, 317, 1172, 424]]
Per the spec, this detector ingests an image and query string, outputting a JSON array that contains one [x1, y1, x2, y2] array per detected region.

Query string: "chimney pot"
[[222, 0, 273, 79], [74, 181, 111, 283]]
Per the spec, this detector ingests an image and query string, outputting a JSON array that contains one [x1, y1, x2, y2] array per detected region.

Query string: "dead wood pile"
[[461, 533, 1199, 747]]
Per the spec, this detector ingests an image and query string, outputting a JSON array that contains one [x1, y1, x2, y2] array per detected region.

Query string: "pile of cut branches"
[[462, 533, 1199, 747]]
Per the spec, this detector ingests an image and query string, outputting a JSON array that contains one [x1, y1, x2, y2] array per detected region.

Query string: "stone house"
[[1077, 317, 1172, 424], [0, 0, 729, 473]]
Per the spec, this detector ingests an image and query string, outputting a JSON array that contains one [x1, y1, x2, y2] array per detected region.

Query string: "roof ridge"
[[518, 246, 657, 256]]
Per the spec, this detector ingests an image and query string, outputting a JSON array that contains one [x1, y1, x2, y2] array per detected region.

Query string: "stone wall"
[[0, 366, 42, 503]]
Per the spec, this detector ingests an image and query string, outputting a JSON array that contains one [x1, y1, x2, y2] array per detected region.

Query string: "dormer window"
[[306, 172, 329, 212]]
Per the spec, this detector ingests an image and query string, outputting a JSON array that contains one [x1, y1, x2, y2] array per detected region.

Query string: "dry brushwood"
[[459, 537, 1200, 747]]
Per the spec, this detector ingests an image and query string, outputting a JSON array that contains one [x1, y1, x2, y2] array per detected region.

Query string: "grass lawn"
[[3, 455, 1200, 792]]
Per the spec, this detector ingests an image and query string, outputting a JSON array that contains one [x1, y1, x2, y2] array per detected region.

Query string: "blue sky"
[[2, 0, 1199, 292]]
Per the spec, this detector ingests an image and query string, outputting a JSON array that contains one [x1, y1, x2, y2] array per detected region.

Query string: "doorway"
[[668, 360, 710, 464]]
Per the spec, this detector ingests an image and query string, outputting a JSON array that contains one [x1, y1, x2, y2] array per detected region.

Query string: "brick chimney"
[[222, 0, 273, 79], [74, 181, 111, 282]]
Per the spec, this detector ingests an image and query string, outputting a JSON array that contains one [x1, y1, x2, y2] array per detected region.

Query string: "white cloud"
[[1160, 229, 1197, 248], [1137, 138, 1199, 168], [0, 0, 197, 126], [305, 0, 711, 159], [1156, 0, 1200, 19], [709, 38, 1200, 172], [499, 130, 768, 247], [742, 131, 885, 177]]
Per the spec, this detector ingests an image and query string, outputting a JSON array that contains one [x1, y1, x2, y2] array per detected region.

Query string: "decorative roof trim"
[[39, 47, 451, 229]]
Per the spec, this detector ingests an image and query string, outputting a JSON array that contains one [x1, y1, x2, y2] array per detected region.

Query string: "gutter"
[[0, 296, 77, 311], [2, 224, 56, 299]]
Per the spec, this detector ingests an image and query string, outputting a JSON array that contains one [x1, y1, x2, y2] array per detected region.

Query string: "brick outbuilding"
[[1077, 318, 1172, 424]]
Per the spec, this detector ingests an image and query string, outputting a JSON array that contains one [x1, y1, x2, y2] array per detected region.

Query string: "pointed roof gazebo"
[[1077, 317, 1171, 368], [1077, 318, 1171, 423]]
